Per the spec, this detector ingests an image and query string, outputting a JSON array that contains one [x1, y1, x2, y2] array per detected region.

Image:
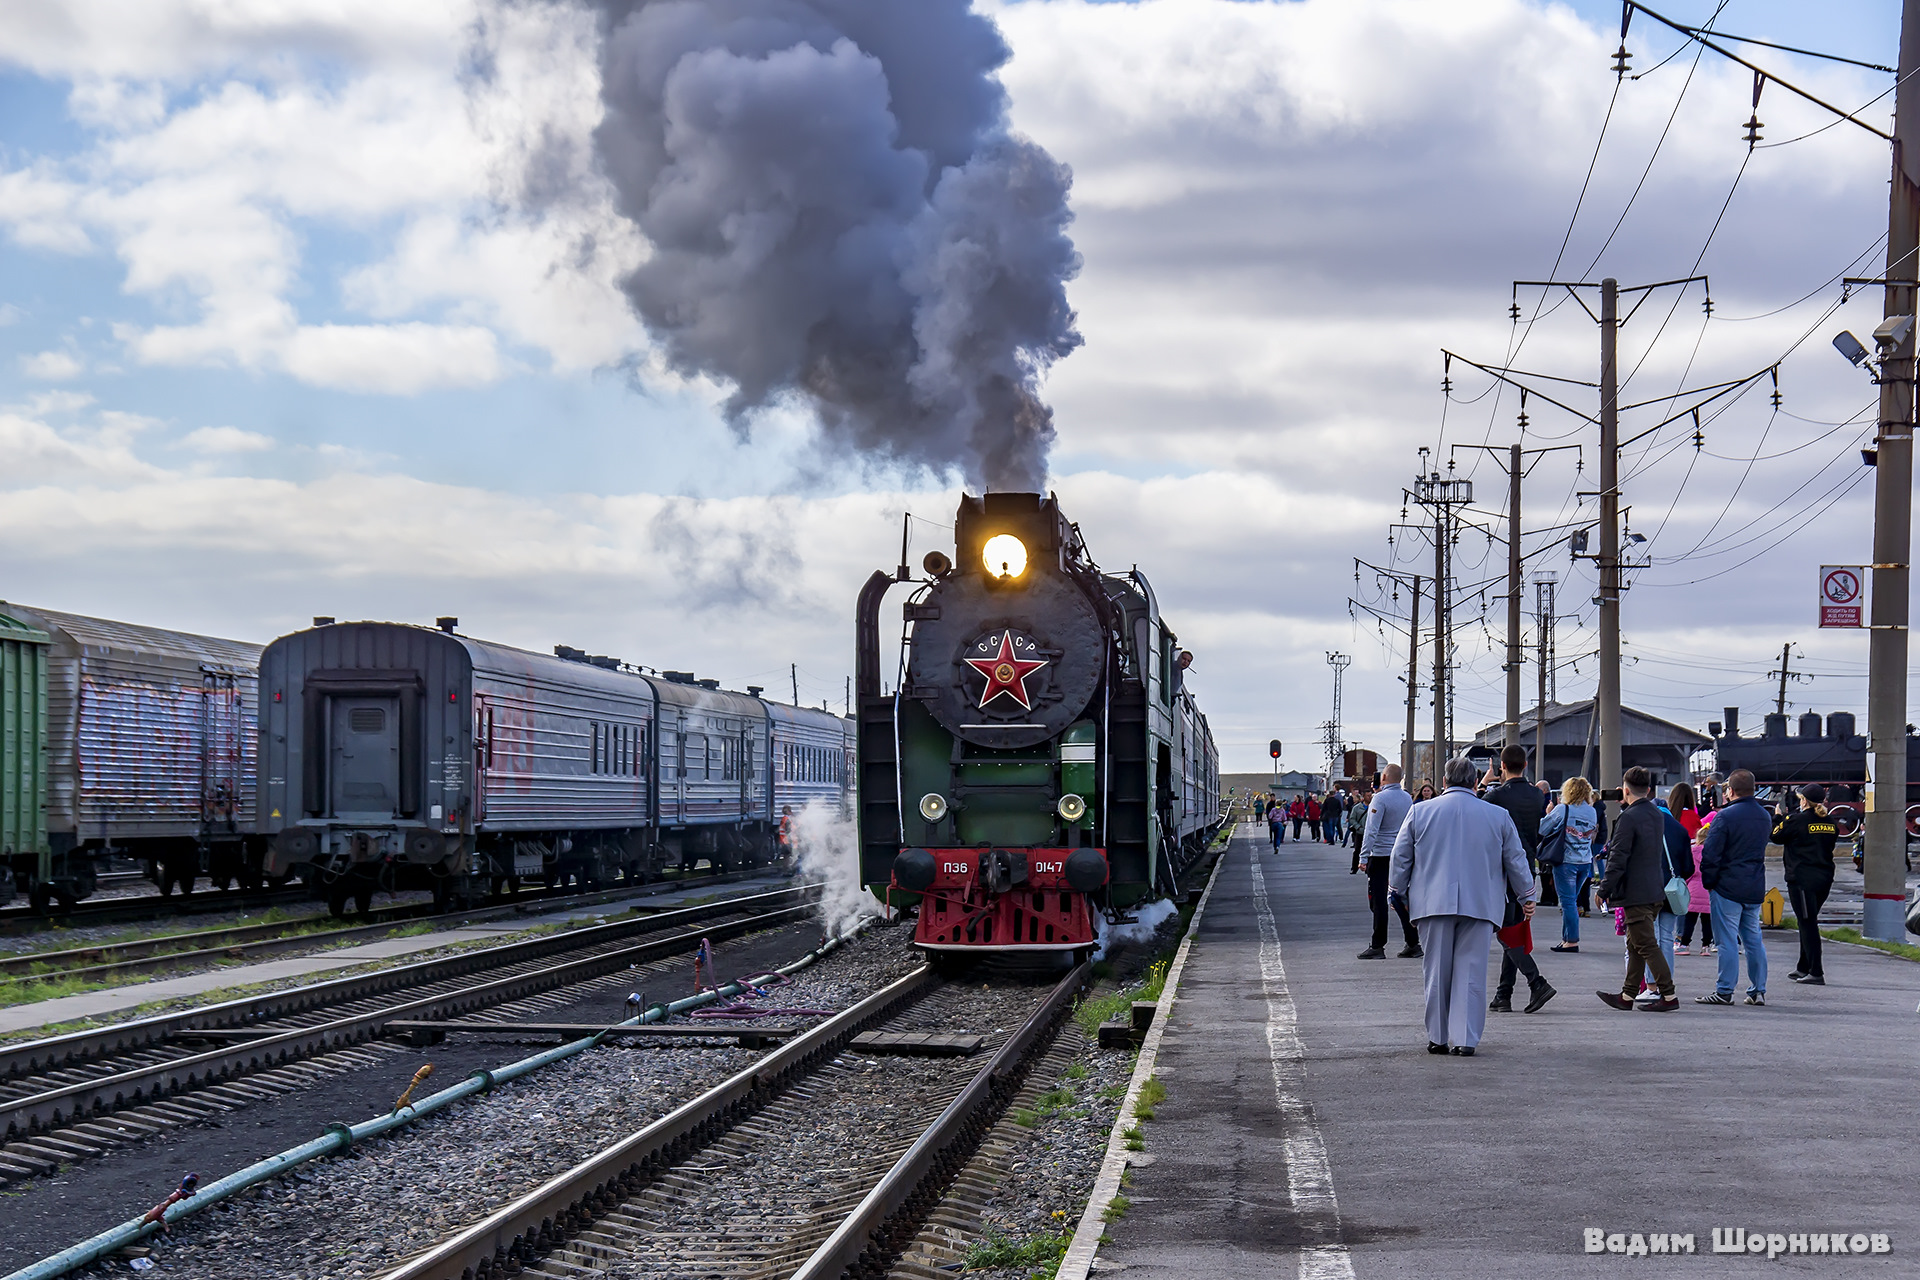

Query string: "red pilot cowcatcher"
[[964, 630, 1048, 710]]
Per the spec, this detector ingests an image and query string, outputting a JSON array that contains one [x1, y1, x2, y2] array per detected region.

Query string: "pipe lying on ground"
[[3, 925, 868, 1280]]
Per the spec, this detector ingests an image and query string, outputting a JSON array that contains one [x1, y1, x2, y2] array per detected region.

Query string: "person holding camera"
[[1481, 744, 1555, 1014], [1773, 784, 1839, 986]]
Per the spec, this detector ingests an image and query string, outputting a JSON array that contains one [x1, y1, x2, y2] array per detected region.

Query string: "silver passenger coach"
[[258, 618, 852, 913]]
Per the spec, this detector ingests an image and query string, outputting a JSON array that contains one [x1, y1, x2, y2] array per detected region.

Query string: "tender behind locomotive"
[[855, 493, 1221, 956]]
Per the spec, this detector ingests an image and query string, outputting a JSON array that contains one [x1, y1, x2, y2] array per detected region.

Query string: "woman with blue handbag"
[[1539, 777, 1598, 950]]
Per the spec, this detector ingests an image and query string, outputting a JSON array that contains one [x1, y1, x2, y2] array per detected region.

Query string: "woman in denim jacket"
[[1540, 776, 1599, 950]]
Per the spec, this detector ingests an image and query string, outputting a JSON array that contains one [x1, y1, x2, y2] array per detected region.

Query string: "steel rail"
[[0, 883, 816, 1081], [380, 966, 941, 1280], [0, 886, 315, 930], [0, 867, 781, 982], [4, 926, 871, 1280], [790, 961, 1090, 1280], [3, 901, 818, 1139]]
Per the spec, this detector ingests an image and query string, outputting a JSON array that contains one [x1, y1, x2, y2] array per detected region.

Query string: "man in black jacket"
[[1483, 744, 1556, 1013], [1774, 785, 1839, 985], [1597, 766, 1678, 1012]]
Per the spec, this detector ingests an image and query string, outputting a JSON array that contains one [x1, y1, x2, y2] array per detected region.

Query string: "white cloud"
[[177, 425, 273, 453], [0, 166, 92, 252], [0, 0, 639, 393], [282, 322, 501, 393], [20, 350, 83, 380], [0, 303, 23, 325]]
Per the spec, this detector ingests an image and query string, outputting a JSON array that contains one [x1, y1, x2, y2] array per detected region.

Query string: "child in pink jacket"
[[1675, 808, 1715, 954]]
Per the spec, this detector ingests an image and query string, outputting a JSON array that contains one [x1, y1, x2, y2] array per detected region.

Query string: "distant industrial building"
[[1466, 700, 1710, 789]]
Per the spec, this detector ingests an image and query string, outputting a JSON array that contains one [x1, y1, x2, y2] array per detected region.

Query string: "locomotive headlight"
[[982, 534, 1028, 580], [919, 792, 949, 822], [1058, 793, 1087, 821]]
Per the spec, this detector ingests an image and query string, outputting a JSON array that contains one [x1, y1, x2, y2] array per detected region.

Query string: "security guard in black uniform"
[[1772, 784, 1839, 985]]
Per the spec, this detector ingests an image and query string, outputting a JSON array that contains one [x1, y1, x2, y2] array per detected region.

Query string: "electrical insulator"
[[1769, 366, 1782, 409], [1612, 44, 1632, 78], [1509, 300, 1522, 323], [1692, 407, 1704, 452], [1703, 295, 1714, 317], [1743, 113, 1764, 147]]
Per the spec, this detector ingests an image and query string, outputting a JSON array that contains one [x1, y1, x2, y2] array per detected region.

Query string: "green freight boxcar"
[[1, 611, 51, 908]]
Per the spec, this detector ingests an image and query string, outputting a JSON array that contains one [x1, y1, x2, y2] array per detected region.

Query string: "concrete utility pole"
[[1506, 443, 1523, 748], [1770, 642, 1798, 717], [1434, 501, 1449, 765], [1405, 576, 1422, 781], [1410, 465, 1472, 769], [1536, 574, 1556, 778], [1597, 277, 1623, 817], [1863, 0, 1920, 942]]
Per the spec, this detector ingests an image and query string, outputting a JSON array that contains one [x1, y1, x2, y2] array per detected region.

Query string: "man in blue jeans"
[[1697, 768, 1770, 1006]]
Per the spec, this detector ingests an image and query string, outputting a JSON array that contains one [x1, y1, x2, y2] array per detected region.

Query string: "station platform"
[[0, 874, 792, 1037], [1096, 825, 1920, 1277]]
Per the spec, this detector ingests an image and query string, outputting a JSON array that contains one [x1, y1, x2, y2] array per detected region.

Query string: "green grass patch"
[[1013, 1107, 1041, 1128], [964, 1231, 1068, 1274], [1033, 1087, 1075, 1114], [1824, 927, 1920, 963], [1132, 1075, 1166, 1122], [1123, 1125, 1145, 1151], [1101, 1195, 1132, 1223], [1064, 1061, 1088, 1081]]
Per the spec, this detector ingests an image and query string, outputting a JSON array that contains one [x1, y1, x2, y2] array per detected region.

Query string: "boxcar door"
[[199, 669, 243, 839], [331, 697, 400, 817]]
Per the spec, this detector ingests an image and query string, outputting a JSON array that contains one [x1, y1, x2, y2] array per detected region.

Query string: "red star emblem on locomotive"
[[964, 630, 1049, 710]]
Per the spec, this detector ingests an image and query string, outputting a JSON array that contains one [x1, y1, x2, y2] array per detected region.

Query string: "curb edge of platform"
[[1056, 824, 1240, 1280]]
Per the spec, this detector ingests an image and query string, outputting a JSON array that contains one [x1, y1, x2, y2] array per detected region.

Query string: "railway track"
[[0, 863, 779, 934], [0, 885, 820, 1173], [380, 960, 1087, 1280], [0, 866, 787, 984]]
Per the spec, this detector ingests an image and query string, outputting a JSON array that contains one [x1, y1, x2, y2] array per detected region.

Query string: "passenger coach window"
[[591, 721, 601, 774]]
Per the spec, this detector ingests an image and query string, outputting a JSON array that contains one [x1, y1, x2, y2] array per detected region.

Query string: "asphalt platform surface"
[[1100, 825, 1919, 1277]]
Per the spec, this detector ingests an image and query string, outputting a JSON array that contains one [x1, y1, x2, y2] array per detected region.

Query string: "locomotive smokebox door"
[[906, 496, 1103, 750]]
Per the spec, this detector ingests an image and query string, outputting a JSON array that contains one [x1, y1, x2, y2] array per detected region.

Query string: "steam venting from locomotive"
[[589, 0, 1082, 489]]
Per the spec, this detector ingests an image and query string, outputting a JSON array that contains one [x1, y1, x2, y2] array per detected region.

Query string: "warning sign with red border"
[[1820, 565, 1865, 628]]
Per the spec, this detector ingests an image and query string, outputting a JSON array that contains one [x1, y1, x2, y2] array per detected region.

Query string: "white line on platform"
[[1055, 830, 1233, 1280], [1250, 852, 1356, 1280]]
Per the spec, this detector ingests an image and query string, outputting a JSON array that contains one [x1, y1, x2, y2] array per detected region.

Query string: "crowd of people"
[[1252, 745, 1841, 1055], [1253, 789, 1363, 852]]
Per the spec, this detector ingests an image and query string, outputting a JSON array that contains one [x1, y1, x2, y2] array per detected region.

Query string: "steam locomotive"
[[1708, 703, 1920, 837], [854, 492, 1222, 959]]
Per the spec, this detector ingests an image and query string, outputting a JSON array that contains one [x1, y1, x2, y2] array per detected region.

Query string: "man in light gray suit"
[[1387, 756, 1537, 1056]]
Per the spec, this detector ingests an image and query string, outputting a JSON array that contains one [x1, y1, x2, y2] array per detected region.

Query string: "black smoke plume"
[[591, 0, 1081, 490]]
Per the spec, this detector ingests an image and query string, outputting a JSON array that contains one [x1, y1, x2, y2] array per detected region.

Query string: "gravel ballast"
[[1, 919, 919, 1276]]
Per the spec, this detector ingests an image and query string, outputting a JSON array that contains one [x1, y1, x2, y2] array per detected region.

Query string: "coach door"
[[331, 697, 400, 817]]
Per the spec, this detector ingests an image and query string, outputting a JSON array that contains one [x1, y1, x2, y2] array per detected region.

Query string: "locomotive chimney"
[[1723, 706, 1740, 738]]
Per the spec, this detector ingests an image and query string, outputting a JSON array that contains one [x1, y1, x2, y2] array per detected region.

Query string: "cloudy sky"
[[0, 0, 1906, 773]]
